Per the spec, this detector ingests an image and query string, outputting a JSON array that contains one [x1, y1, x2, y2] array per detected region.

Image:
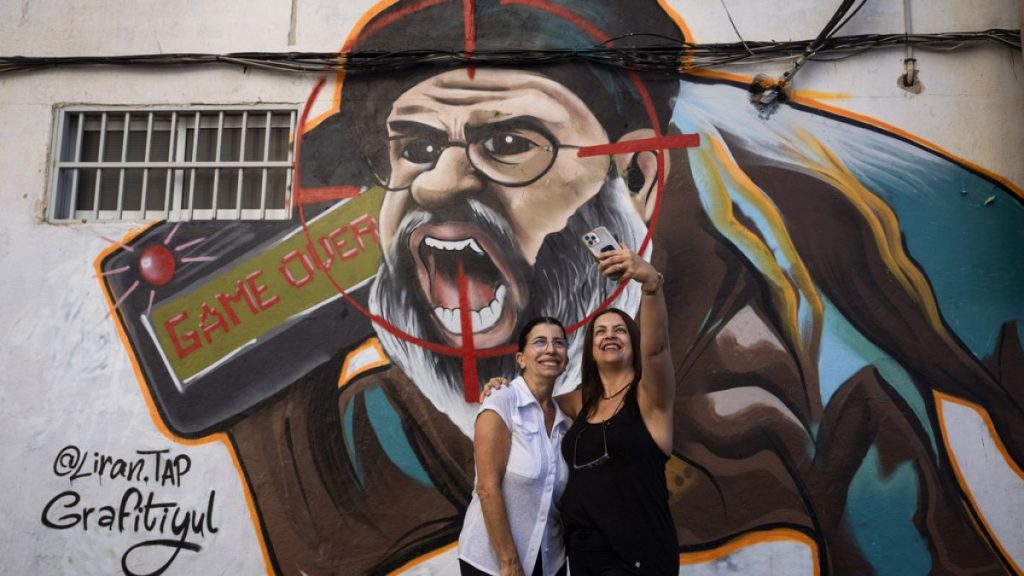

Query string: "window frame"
[[48, 105, 299, 223]]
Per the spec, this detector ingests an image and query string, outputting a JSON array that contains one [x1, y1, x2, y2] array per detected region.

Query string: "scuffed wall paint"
[[1, 1, 1022, 575]]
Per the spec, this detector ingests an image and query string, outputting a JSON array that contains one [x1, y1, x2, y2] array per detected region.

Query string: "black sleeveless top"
[[559, 392, 677, 575]]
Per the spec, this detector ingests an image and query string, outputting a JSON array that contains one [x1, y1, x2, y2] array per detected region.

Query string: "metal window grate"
[[50, 107, 297, 222]]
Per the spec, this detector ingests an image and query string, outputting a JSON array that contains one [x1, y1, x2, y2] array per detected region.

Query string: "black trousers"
[[567, 529, 637, 576]]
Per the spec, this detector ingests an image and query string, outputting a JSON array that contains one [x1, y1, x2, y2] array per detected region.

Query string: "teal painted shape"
[[818, 300, 936, 454], [364, 386, 434, 488], [343, 398, 364, 489], [674, 80, 1024, 360], [828, 129, 1024, 360], [846, 446, 931, 576]]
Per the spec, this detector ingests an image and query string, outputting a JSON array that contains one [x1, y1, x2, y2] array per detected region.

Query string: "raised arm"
[[597, 249, 675, 450], [473, 410, 526, 576]]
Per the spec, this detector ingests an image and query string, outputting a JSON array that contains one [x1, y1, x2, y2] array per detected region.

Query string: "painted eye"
[[483, 132, 540, 157], [400, 139, 443, 164]]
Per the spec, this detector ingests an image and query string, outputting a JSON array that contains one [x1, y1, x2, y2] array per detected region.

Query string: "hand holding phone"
[[582, 227, 664, 293], [581, 226, 622, 280]]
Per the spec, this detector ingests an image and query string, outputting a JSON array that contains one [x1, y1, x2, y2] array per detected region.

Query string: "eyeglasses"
[[572, 422, 610, 470], [364, 122, 595, 190], [528, 337, 568, 351]]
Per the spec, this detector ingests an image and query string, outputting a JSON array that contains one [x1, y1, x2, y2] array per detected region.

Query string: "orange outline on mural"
[[934, 390, 1024, 574], [680, 528, 821, 576], [687, 64, 1024, 574], [309, 0, 696, 135], [687, 68, 1024, 202], [338, 337, 390, 389], [94, 226, 277, 576], [303, 0, 404, 132]]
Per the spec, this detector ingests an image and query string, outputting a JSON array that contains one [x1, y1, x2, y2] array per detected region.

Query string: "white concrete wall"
[[1, 1, 1020, 574]]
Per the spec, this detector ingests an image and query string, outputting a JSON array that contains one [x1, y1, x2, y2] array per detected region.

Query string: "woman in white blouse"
[[458, 317, 570, 576]]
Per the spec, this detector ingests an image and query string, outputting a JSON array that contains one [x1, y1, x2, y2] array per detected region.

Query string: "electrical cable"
[[751, 0, 859, 117], [826, 0, 871, 40], [0, 29, 1018, 75]]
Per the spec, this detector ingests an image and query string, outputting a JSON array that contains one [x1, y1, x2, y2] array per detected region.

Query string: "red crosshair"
[[292, 0, 700, 403]]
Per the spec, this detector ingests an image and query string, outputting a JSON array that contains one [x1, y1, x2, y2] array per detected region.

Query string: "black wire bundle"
[[0, 29, 1018, 75], [750, 0, 863, 116]]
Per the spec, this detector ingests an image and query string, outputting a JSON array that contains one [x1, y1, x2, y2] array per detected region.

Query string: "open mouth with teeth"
[[601, 341, 622, 351], [409, 224, 522, 348]]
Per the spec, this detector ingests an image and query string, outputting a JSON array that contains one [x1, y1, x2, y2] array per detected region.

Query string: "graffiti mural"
[[95, 0, 1023, 574]]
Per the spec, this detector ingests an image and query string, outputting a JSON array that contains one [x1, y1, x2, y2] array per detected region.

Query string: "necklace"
[[601, 383, 630, 400], [587, 385, 629, 425]]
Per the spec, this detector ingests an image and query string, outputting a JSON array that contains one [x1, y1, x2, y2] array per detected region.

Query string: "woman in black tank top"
[[555, 248, 677, 575], [481, 248, 675, 574]]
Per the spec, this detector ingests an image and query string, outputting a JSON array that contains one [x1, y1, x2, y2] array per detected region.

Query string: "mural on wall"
[[93, 0, 1023, 574]]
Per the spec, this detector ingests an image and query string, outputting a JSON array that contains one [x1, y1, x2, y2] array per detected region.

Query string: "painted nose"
[[410, 146, 486, 210]]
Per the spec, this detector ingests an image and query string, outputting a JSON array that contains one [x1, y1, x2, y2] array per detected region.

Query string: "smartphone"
[[581, 226, 622, 280]]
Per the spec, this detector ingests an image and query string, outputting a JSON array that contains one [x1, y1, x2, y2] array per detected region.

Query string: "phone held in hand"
[[581, 226, 622, 280]]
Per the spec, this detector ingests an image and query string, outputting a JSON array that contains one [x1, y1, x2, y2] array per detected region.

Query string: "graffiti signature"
[[41, 445, 218, 576]]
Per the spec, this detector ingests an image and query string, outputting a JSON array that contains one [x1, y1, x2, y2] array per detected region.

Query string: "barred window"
[[50, 107, 297, 222]]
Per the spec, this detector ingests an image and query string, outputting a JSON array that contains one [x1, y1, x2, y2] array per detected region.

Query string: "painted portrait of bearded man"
[[98, 0, 1024, 574]]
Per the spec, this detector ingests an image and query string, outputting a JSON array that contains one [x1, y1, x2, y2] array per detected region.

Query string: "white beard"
[[368, 176, 647, 437]]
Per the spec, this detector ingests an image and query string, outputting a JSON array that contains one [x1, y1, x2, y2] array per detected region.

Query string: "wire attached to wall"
[[749, 0, 868, 118], [0, 29, 1018, 76]]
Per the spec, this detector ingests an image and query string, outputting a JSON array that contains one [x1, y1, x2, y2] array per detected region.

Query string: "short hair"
[[517, 316, 567, 353], [300, 0, 686, 189]]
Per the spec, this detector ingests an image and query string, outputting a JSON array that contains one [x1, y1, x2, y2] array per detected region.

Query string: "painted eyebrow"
[[386, 120, 447, 139], [391, 104, 437, 116], [464, 116, 553, 142]]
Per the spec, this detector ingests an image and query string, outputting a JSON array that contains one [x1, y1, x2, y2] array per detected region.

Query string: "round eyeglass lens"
[[367, 127, 559, 190], [470, 128, 556, 186]]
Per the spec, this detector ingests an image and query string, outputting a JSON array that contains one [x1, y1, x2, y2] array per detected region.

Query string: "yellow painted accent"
[[696, 142, 798, 340], [707, 135, 824, 358], [788, 95, 1024, 203], [790, 89, 850, 101], [684, 71, 1023, 204], [788, 128, 954, 348], [686, 69, 751, 84], [694, 135, 822, 364], [338, 337, 390, 389]]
